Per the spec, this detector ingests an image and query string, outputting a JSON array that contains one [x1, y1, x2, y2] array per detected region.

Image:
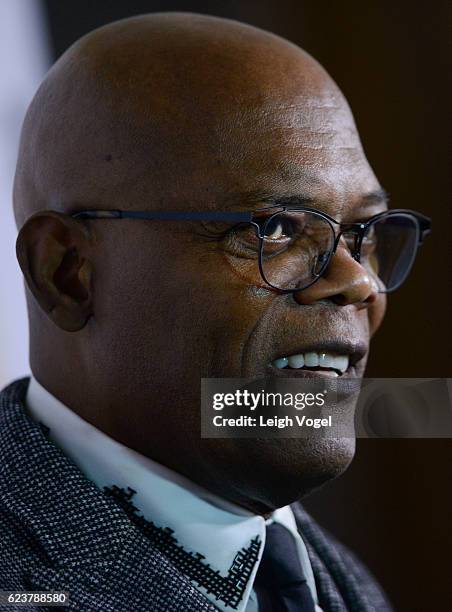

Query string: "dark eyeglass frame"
[[72, 206, 431, 294]]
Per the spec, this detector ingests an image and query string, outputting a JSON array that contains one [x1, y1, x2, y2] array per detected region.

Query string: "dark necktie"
[[254, 522, 316, 612]]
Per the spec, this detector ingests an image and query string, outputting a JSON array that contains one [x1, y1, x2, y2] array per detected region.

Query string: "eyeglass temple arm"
[[417, 214, 432, 244], [72, 209, 432, 244], [72, 210, 253, 222]]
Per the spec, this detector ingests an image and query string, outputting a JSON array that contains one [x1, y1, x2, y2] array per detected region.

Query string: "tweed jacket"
[[0, 379, 393, 611]]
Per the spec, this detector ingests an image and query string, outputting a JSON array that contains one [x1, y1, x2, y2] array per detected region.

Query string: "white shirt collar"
[[26, 375, 320, 612]]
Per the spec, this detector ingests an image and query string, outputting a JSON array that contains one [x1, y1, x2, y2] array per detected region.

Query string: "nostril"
[[331, 291, 375, 307], [364, 292, 378, 305], [331, 293, 350, 306]]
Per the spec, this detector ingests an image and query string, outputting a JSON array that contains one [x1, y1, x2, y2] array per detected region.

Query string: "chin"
[[203, 437, 356, 514]]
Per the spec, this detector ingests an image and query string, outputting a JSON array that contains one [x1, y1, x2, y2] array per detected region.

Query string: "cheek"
[[98, 231, 273, 376], [368, 293, 387, 336], [169, 256, 274, 375]]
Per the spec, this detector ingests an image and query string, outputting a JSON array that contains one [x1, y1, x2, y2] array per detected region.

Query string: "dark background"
[[42, 1, 451, 610]]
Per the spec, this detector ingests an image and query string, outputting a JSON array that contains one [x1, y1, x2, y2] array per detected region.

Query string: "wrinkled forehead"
[[167, 89, 380, 221], [109, 68, 375, 211], [212, 91, 369, 181], [101, 44, 375, 211]]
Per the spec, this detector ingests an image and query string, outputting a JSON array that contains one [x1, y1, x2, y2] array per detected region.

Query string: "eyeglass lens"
[[360, 213, 419, 292], [259, 211, 420, 293]]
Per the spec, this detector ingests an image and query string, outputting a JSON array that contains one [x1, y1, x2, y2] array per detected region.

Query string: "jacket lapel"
[[292, 502, 389, 612], [0, 379, 217, 611], [291, 503, 348, 611]]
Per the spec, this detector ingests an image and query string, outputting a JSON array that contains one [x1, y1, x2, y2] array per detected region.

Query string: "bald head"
[[14, 12, 357, 227]]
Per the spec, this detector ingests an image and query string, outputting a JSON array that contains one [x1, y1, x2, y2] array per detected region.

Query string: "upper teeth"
[[272, 351, 349, 374]]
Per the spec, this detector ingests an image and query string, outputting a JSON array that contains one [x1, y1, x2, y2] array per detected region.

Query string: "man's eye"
[[263, 219, 291, 241], [223, 214, 305, 259]]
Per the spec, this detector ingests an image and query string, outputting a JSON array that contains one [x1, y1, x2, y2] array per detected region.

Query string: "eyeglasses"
[[72, 206, 431, 294]]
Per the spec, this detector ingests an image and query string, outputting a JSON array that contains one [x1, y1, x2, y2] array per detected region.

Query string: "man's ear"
[[16, 211, 93, 332]]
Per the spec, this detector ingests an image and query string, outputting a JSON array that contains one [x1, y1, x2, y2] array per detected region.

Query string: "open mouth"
[[269, 348, 363, 377]]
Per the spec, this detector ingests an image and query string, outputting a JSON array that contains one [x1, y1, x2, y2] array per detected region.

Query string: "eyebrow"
[[223, 190, 314, 211], [225, 188, 389, 211], [360, 188, 390, 208]]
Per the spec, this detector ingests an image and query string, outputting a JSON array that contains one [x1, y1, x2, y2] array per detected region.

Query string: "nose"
[[293, 243, 379, 307]]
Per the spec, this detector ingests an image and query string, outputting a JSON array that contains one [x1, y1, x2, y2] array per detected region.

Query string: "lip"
[[240, 300, 370, 380]]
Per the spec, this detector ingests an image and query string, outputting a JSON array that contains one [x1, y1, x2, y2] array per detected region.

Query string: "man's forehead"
[[213, 96, 362, 164], [211, 108, 382, 219], [204, 84, 379, 205], [222, 92, 356, 134]]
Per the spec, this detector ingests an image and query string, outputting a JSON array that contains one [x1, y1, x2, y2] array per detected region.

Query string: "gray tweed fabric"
[[0, 378, 393, 611]]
